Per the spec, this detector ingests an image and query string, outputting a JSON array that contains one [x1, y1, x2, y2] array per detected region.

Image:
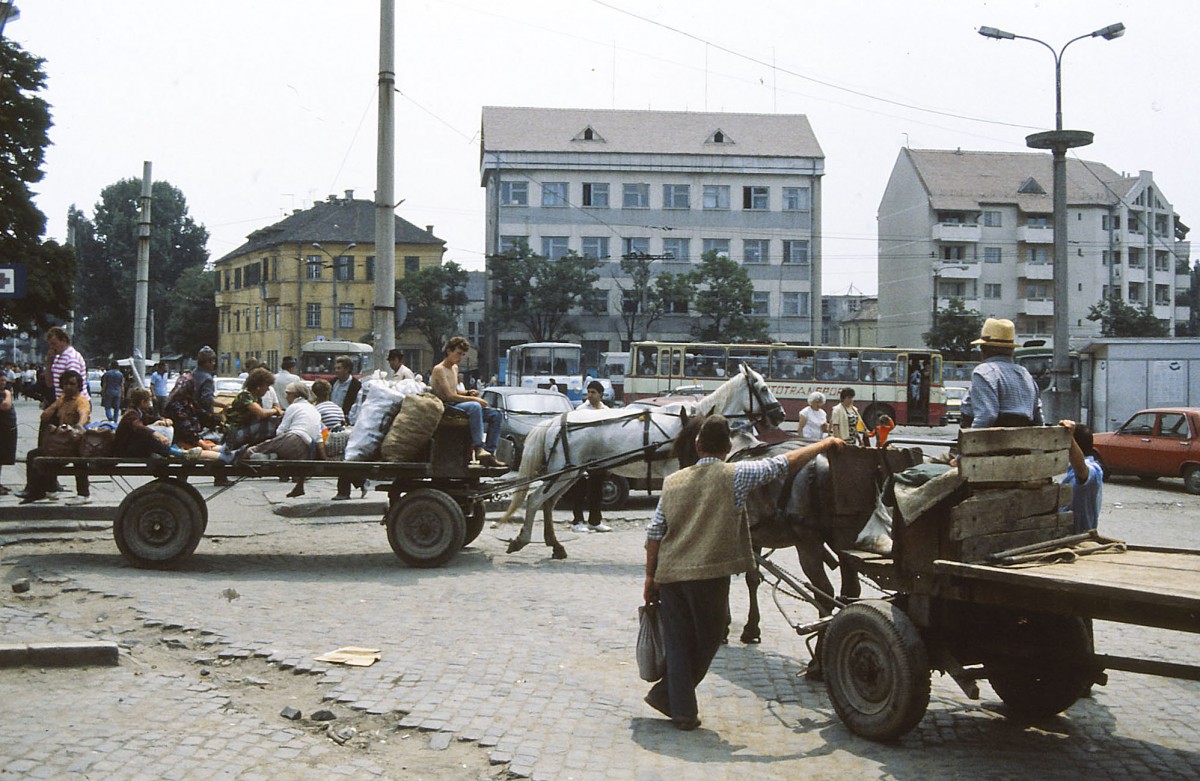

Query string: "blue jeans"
[[450, 401, 502, 453], [103, 392, 121, 422]]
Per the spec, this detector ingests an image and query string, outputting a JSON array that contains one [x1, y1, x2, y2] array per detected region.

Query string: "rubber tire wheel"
[[823, 600, 930, 741], [114, 482, 204, 568], [387, 488, 466, 568], [1184, 465, 1200, 496], [599, 474, 629, 510], [463, 501, 486, 546], [983, 611, 1091, 718]]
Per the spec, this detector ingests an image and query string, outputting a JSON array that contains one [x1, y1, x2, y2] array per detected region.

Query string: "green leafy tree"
[[1086, 294, 1168, 337], [397, 260, 469, 357], [0, 40, 76, 335], [489, 242, 599, 341], [923, 298, 983, 360], [691, 251, 769, 343], [71, 179, 211, 357], [160, 264, 219, 357], [613, 254, 696, 343]]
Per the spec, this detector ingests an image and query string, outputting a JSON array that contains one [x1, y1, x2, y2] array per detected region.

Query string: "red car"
[[1092, 408, 1200, 495]]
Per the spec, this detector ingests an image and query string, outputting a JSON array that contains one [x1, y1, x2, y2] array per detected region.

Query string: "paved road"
[[1, 403, 1198, 779]]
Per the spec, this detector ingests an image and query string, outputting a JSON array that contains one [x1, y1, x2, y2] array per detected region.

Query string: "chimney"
[[426, 225, 434, 234], [345, 189, 354, 201], [328, 194, 337, 203]]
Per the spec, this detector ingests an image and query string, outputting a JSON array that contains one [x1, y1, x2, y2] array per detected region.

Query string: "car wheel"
[[1184, 465, 1200, 496]]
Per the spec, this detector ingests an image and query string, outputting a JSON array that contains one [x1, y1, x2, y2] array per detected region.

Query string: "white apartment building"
[[878, 148, 1192, 348], [480, 106, 824, 374]]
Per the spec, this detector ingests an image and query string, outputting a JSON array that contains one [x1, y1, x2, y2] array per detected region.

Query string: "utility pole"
[[134, 162, 152, 364], [372, 0, 397, 372]]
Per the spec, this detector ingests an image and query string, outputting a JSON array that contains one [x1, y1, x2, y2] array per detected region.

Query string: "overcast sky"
[[10, 0, 1192, 296]]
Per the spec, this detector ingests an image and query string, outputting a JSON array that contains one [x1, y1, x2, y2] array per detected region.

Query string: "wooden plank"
[[958, 426, 1071, 455], [828, 447, 885, 515], [958, 450, 1068, 483], [950, 503, 1071, 541], [955, 518, 1074, 562], [949, 484, 1063, 533]]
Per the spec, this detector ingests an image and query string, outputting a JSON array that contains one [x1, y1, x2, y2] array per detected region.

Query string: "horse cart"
[[32, 418, 508, 570], [762, 427, 1200, 742]]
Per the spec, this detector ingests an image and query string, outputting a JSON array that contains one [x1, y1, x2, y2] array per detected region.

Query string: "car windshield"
[[945, 387, 967, 400], [507, 394, 573, 414]]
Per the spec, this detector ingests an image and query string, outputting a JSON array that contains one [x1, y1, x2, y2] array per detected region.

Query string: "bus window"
[[685, 346, 728, 377], [728, 347, 770, 377], [634, 347, 658, 376], [769, 348, 811, 380], [816, 350, 859, 382], [860, 352, 898, 384], [659, 348, 683, 378], [551, 349, 579, 377], [522, 347, 553, 377], [931, 355, 942, 384]]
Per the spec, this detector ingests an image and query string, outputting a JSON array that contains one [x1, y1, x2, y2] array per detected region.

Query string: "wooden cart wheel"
[[823, 600, 930, 741], [983, 611, 1092, 718], [386, 488, 466, 568], [462, 501, 486, 546], [114, 481, 205, 568]]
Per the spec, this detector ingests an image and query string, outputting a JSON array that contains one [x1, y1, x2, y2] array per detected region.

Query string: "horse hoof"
[[740, 632, 762, 645], [506, 538, 529, 554], [551, 545, 568, 560]]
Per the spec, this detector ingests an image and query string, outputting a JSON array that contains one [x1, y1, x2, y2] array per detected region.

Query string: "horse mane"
[[694, 369, 743, 416], [672, 414, 704, 466]]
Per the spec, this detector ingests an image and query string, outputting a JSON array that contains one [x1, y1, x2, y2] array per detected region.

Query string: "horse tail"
[[498, 422, 551, 523]]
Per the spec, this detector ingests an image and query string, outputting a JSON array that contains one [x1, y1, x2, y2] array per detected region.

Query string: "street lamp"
[[932, 263, 972, 329], [311, 242, 357, 340], [977, 22, 1124, 422]]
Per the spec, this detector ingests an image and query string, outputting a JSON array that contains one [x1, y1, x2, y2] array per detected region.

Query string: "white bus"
[[505, 342, 583, 401], [298, 340, 374, 381]]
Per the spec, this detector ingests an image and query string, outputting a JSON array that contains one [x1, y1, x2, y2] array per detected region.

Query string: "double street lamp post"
[[311, 242, 356, 340], [978, 22, 1125, 422]]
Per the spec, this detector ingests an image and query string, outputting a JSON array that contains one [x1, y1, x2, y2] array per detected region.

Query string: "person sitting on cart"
[[19, 369, 92, 505], [430, 336, 506, 468], [225, 382, 325, 464], [570, 380, 611, 534], [289, 380, 349, 499], [222, 367, 283, 451], [1059, 419, 1102, 534], [330, 356, 362, 423], [114, 388, 205, 460], [642, 415, 844, 730], [962, 318, 1042, 428]]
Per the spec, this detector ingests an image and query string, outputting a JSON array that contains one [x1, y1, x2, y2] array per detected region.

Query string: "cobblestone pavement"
[[1, 408, 1198, 780]]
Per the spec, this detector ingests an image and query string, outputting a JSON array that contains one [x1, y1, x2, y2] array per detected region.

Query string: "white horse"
[[500, 365, 785, 559]]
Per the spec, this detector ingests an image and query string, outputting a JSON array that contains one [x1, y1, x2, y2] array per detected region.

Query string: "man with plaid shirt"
[[963, 318, 1042, 428]]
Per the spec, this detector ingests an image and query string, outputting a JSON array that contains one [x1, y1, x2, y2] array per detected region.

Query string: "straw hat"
[[971, 318, 1017, 347]]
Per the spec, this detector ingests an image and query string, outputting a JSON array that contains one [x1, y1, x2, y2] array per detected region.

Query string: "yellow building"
[[213, 193, 445, 375]]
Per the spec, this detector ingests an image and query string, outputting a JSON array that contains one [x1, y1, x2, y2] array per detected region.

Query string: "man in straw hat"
[[962, 318, 1042, 428]]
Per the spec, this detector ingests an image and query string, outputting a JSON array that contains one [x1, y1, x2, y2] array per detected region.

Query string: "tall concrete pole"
[[372, 0, 397, 372], [134, 161, 152, 362]]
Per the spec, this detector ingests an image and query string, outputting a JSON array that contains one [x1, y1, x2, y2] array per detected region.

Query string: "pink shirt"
[[51, 345, 89, 398]]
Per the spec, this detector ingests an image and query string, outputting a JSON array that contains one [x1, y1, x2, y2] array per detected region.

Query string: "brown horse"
[[673, 415, 920, 644]]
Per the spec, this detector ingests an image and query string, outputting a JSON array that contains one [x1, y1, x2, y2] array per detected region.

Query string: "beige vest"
[[655, 461, 754, 584]]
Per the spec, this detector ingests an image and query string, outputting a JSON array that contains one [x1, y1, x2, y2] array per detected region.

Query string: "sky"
[[9, 0, 1195, 297]]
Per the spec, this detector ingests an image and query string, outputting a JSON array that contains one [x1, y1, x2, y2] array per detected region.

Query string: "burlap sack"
[[41, 424, 83, 457], [380, 393, 444, 462], [79, 427, 116, 458]]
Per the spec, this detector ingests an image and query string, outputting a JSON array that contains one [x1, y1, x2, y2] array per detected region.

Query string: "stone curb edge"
[[0, 641, 120, 668]]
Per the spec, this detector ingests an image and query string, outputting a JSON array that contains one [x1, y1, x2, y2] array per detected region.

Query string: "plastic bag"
[[854, 493, 894, 555], [344, 377, 425, 461], [636, 602, 667, 682]]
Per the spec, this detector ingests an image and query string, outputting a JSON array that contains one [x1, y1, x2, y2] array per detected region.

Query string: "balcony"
[[1177, 305, 1192, 322], [260, 280, 282, 301], [1018, 299, 1054, 316], [932, 222, 981, 242], [1018, 225, 1054, 244], [936, 296, 980, 311], [1017, 262, 1054, 280]]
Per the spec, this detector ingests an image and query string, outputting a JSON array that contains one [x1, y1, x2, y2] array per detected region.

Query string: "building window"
[[234, 267, 242, 288], [782, 186, 810, 211], [334, 255, 354, 281], [1026, 215, 1050, 228], [984, 283, 1002, 299], [665, 296, 689, 314], [338, 303, 355, 330], [942, 245, 966, 261], [622, 183, 650, 208], [244, 263, 261, 286], [1027, 247, 1050, 264], [234, 310, 240, 332], [1102, 214, 1114, 231], [702, 185, 730, 210], [782, 292, 809, 316], [583, 289, 609, 314], [500, 181, 528, 206], [366, 255, 375, 280], [662, 238, 690, 261], [542, 182, 568, 207], [254, 306, 260, 330], [306, 303, 321, 328], [306, 256, 323, 279], [542, 237, 570, 260], [1128, 248, 1144, 268], [1155, 251, 1171, 271], [622, 237, 649, 258], [983, 210, 1002, 227], [1155, 214, 1169, 236], [500, 235, 527, 254], [581, 237, 609, 260], [984, 247, 1002, 263], [1128, 282, 1144, 302], [582, 183, 609, 208], [750, 291, 770, 316], [404, 256, 420, 275], [1025, 283, 1050, 300], [1155, 285, 1171, 305], [782, 240, 809, 265], [743, 186, 769, 210], [223, 270, 231, 290], [663, 184, 690, 209], [621, 290, 640, 314], [1127, 214, 1141, 233], [702, 238, 730, 259], [743, 239, 769, 264]]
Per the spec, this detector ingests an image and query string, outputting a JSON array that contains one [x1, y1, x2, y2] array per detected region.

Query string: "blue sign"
[[0, 265, 28, 299]]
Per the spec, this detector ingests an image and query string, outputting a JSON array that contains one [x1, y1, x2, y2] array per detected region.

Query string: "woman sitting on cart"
[[164, 346, 222, 453], [222, 367, 283, 451], [222, 382, 325, 464], [114, 388, 209, 460]]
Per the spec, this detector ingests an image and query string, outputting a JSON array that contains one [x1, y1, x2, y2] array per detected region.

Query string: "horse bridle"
[[739, 366, 784, 427]]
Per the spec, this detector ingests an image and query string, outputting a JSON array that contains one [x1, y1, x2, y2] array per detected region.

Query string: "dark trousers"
[[647, 576, 730, 721], [571, 471, 604, 525], [24, 447, 89, 498]]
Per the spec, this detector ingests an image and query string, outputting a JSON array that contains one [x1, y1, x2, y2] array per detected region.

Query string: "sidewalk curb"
[[0, 641, 120, 668]]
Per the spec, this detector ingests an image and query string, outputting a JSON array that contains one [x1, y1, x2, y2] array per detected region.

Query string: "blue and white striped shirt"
[[966, 355, 1043, 428], [646, 454, 790, 541]]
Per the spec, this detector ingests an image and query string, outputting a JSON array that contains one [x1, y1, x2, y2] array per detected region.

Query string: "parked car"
[[942, 386, 967, 425], [1092, 408, 1200, 495], [480, 386, 575, 468], [86, 369, 103, 396]]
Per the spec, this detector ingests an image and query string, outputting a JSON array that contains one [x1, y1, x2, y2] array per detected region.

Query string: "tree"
[[160, 264, 219, 357], [612, 254, 696, 344], [0, 40, 76, 335], [691, 251, 769, 343], [922, 298, 983, 360], [489, 243, 599, 342], [397, 260, 469, 357], [1086, 295, 1169, 337], [71, 179, 212, 357]]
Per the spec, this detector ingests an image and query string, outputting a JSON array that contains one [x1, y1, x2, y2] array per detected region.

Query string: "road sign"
[[0, 264, 28, 299]]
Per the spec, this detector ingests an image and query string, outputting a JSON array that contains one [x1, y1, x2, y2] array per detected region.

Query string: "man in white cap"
[[962, 318, 1042, 428]]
